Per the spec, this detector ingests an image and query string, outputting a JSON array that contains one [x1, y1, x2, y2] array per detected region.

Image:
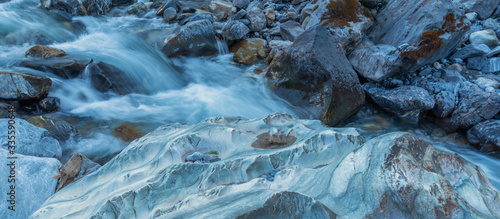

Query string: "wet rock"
[[25, 45, 68, 59], [482, 57, 500, 73], [161, 19, 217, 57], [185, 151, 221, 163], [432, 91, 455, 118], [245, 7, 266, 32], [113, 123, 145, 142], [127, 2, 148, 15], [266, 26, 365, 126], [363, 83, 435, 121], [0, 119, 61, 158], [467, 55, 488, 70], [265, 8, 275, 25], [21, 59, 85, 79], [349, 41, 402, 82], [229, 38, 267, 62], [0, 148, 60, 219], [53, 153, 101, 192], [0, 72, 51, 101], [452, 0, 500, 20], [162, 7, 177, 23], [450, 82, 500, 129], [251, 132, 297, 149], [450, 44, 489, 60], [38, 97, 61, 112], [234, 47, 257, 64], [156, 0, 179, 16], [471, 30, 499, 48], [87, 61, 146, 95], [279, 20, 304, 42], [467, 120, 500, 154], [27, 116, 78, 142], [40, 0, 111, 16], [222, 20, 250, 41]]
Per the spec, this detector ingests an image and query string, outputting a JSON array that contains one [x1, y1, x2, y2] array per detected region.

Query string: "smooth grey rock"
[[452, 0, 500, 20], [484, 18, 500, 30], [451, 82, 500, 129], [0, 72, 51, 101], [465, 12, 478, 21], [363, 83, 435, 121], [87, 61, 147, 95], [475, 76, 500, 89], [349, 41, 402, 82], [245, 7, 266, 32], [279, 20, 304, 42], [266, 26, 365, 126], [432, 91, 455, 118], [482, 57, 500, 73], [222, 20, 250, 41], [0, 148, 60, 219], [162, 7, 177, 23], [470, 30, 500, 48], [467, 119, 500, 154], [161, 19, 217, 57], [40, 0, 111, 16], [467, 56, 488, 70], [450, 44, 488, 60], [0, 119, 61, 158]]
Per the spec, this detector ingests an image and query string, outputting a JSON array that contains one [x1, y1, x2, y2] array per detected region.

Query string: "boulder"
[[234, 48, 258, 64], [156, 0, 179, 16], [484, 18, 500, 30], [37, 97, 61, 112], [452, 0, 500, 20], [87, 61, 147, 95], [230, 38, 267, 64], [363, 83, 435, 121], [432, 91, 455, 118], [21, 59, 85, 79], [27, 116, 78, 142], [266, 26, 365, 126], [160, 19, 217, 57], [232, 0, 249, 9], [279, 20, 304, 42], [25, 45, 68, 59], [0, 119, 61, 158], [162, 7, 177, 23], [245, 7, 266, 32], [467, 56, 487, 70], [0, 72, 51, 101], [40, 0, 112, 16], [450, 44, 489, 60], [470, 30, 500, 48], [482, 57, 500, 73], [467, 120, 500, 155], [222, 20, 250, 41], [0, 148, 60, 219], [348, 41, 402, 82]]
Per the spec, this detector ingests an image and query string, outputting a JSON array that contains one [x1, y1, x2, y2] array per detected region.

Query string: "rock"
[[156, 0, 179, 16], [279, 20, 304, 42], [161, 19, 217, 57], [465, 12, 478, 21], [470, 30, 500, 48], [448, 63, 465, 72], [488, 46, 500, 57], [476, 76, 500, 89], [364, 83, 435, 121], [27, 116, 78, 142], [0, 148, 60, 219], [432, 91, 455, 118], [467, 56, 488, 70], [222, 20, 250, 41], [229, 38, 267, 53], [54, 153, 101, 192], [40, 0, 111, 16], [302, 0, 373, 48], [482, 57, 500, 73], [113, 123, 145, 142], [208, 0, 232, 14], [0, 119, 61, 158], [31, 115, 500, 218], [232, 0, 249, 9], [162, 7, 177, 23], [285, 9, 298, 20], [359, 0, 382, 8], [234, 47, 258, 64], [127, 2, 148, 14], [38, 97, 61, 112], [0, 72, 51, 101], [233, 9, 246, 20], [266, 26, 365, 126], [245, 7, 266, 32], [185, 152, 204, 162], [21, 59, 85, 79], [451, 82, 500, 129], [112, 0, 134, 6], [87, 61, 146, 95], [467, 120, 500, 154], [25, 45, 68, 59], [450, 44, 488, 60], [369, 1, 469, 72], [0, 103, 16, 118], [484, 18, 500, 30], [265, 8, 275, 25], [452, 0, 500, 20], [349, 41, 402, 82]]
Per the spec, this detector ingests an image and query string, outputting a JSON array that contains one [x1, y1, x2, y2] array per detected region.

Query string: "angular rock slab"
[[31, 116, 500, 218], [266, 26, 365, 126], [0, 148, 60, 219], [0, 72, 51, 101], [349, 41, 402, 82], [0, 119, 61, 158], [161, 19, 217, 57], [467, 119, 500, 155], [451, 82, 500, 129]]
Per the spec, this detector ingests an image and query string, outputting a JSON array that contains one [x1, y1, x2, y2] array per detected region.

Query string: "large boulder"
[[31, 115, 500, 218], [40, 0, 112, 16], [86, 61, 147, 95], [160, 19, 217, 57], [21, 58, 85, 79], [363, 83, 435, 121], [0, 72, 51, 101], [266, 26, 365, 126], [470, 30, 500, 48], [0, 149, 60, 219], [222, 20, 250, 41], [245, 8, 266, 32], [467, 120, 500, 156], [452, 0, 500, 20], [0, 119, 61, 158], [348, 41, 402, 82]]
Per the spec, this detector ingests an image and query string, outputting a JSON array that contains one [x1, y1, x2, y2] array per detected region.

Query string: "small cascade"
[[216, 37, 229, 55]]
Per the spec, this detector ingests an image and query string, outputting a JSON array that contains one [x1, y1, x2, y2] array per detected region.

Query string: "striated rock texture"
[[0, 148, 60, 219], [0, 72, 51, 101], [31, 114, 500, 218], [266, 26, 365, 126], [467, 120, 500, 156], [40, 0, 112, 16], [160, 19, 217, 57]]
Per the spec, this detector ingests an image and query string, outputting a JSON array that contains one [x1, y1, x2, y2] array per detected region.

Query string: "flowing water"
[[1, 0, 499, 189]]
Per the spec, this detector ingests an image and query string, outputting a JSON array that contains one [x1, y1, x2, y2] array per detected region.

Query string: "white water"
[[0, 0, 498, 190]]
